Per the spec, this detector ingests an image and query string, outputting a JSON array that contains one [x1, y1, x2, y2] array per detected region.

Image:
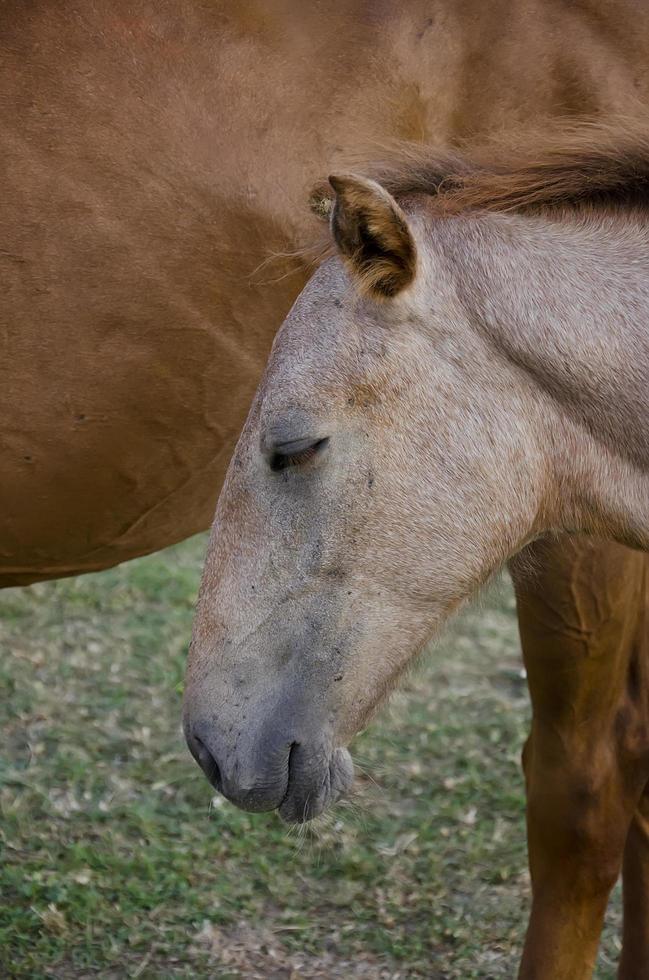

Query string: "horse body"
[[4, 0, 649, 584], [187, 139, 649, 977]]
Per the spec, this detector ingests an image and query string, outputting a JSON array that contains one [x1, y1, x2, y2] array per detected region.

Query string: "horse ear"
[[328, 174, 416, 298]]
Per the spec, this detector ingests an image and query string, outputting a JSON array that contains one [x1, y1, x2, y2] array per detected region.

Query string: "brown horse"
[[185, 127, 649, 978], [4, 0, 649, 585], [3, 3, 649, 975]]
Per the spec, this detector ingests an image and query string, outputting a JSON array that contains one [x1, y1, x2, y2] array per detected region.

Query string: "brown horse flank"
[[7, 0, 649, 588], [186, 123, 649, 979]]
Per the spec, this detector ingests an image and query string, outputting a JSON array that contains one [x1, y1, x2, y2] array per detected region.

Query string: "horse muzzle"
[[184, 717, 354, 823]]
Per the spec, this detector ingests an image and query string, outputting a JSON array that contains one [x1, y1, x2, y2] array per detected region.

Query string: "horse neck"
[[437, 208, 649, 547]]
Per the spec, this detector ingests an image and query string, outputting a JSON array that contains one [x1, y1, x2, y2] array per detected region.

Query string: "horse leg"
[[620, 783, 649, 978], [510, 535, 649, 980], [617, 555, 649, 980]]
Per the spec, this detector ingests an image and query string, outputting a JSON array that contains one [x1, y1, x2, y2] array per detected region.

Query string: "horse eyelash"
[[270, 438, 329, 472]]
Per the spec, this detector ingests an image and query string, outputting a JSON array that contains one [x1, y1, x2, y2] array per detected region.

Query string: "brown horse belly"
[[2, 0, 649, 584]]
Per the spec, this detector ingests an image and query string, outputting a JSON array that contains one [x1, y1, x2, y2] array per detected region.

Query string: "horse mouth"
[[278, 745, 355, 824], [186, 721, 354, 823]]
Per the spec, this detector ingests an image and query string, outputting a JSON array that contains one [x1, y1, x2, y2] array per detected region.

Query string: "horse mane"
[[311, 119, 649, 219]]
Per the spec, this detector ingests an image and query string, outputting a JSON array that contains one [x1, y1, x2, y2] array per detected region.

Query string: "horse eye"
[[269, 437, 329, 472]]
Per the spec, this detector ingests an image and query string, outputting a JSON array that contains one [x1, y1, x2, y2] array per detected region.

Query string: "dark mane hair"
[[312, 119, 649, 219]]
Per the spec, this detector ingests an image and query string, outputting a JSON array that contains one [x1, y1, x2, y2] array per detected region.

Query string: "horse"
[[4, 0, 649, 586], [185, 124, 649, 979], [4, 3, 649, 972]]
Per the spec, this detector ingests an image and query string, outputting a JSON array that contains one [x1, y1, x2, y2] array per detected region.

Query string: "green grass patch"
[[0, 535, 622, 977]]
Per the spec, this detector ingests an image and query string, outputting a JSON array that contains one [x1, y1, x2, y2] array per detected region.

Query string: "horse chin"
[[278, 746, 354, 824]]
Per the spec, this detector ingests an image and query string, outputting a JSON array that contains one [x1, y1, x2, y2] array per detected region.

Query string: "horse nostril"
[[191, 734, 222, 791]]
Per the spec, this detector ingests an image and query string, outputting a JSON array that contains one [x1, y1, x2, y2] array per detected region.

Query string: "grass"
[[0, 534, 622, 978]]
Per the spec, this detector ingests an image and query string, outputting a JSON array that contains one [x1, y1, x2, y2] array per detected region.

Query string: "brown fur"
[[385, 118, 649, 214], [329, 175, 417, 297], [310, 119, 649, 223], [8, 0, 649, 584]]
